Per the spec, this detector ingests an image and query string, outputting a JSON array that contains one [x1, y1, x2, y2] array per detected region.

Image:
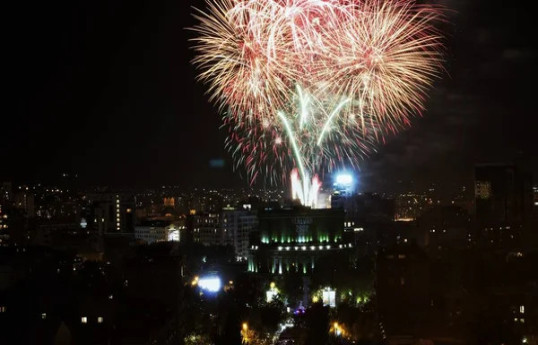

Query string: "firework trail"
[[191, 0, 445, 206]]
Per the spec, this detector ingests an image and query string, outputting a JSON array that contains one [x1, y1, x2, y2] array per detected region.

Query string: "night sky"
[[3, 0, 537, 191]]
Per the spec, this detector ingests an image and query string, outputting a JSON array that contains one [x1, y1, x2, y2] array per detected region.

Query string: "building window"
[[41, 313, 47, 319], [97, 317, 104, 323], [520, 305, 525, 314], [81, 316, 87, 324]]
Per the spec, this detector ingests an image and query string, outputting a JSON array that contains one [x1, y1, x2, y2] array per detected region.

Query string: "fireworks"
[[191, 0, 445, 205]]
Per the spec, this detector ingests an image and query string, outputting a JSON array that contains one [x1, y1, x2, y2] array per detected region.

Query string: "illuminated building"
[[88, 193, 136, 234], [134, 220, 183, 244], [222, 206, 258, 261], [248, 207, 351, 274], [192, 208, 258, 260], [192, 212, 223, 246]]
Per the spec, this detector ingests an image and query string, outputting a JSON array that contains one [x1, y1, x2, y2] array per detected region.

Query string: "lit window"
[[520, 305, 525, 314], [41, 313, 47, 319], [0, 306, 6, 313], [81, 316, 87, 324], [97, 317, 104, 323]]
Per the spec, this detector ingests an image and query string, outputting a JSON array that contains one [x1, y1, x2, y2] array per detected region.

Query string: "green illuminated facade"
[[248, 207, 351, 274]]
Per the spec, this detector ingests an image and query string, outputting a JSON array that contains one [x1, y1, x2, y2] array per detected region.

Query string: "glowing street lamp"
[[266, 282, 279, 302], [241, 322, 251, 344]]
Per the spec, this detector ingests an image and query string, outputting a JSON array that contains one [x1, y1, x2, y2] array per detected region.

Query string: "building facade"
[[134, 220, 182, 244], [222, 207, 258, 261], [474, 164, 533, 245], [88, 193, 136, 234], [248, 207, 351, 274]]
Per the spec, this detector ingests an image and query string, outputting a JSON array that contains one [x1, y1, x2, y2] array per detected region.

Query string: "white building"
[[193, 208, 258, 261], [222, 207, 258, 261], [193, 212, 223, 246], [135, 220, 182, 244]]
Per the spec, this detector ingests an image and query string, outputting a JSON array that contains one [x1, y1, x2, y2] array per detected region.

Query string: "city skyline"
[[2, 1, 538, 344]]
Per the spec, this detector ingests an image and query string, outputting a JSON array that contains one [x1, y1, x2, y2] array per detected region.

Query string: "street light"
[[333, 322, 342, 336], [241, 322, 250, 344]]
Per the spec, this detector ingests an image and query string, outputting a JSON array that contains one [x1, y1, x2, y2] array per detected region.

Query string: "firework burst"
[[191, 0, 445, 205]]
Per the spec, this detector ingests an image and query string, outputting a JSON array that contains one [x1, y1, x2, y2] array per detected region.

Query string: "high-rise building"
[[88, 193, 136, 234], [475, 164, 533, 225], [222, 206, 258, 261], [474, 164, 533, 246], [192, 212, 223, 246]]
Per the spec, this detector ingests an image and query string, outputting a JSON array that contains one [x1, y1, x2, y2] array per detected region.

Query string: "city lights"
[[197, 276, 222, 292], [322, 288, 337, 308], [4, 0, 537, 344]]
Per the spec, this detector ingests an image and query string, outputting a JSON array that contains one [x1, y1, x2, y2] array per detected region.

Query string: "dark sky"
[[3, 0, 537, 191]]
